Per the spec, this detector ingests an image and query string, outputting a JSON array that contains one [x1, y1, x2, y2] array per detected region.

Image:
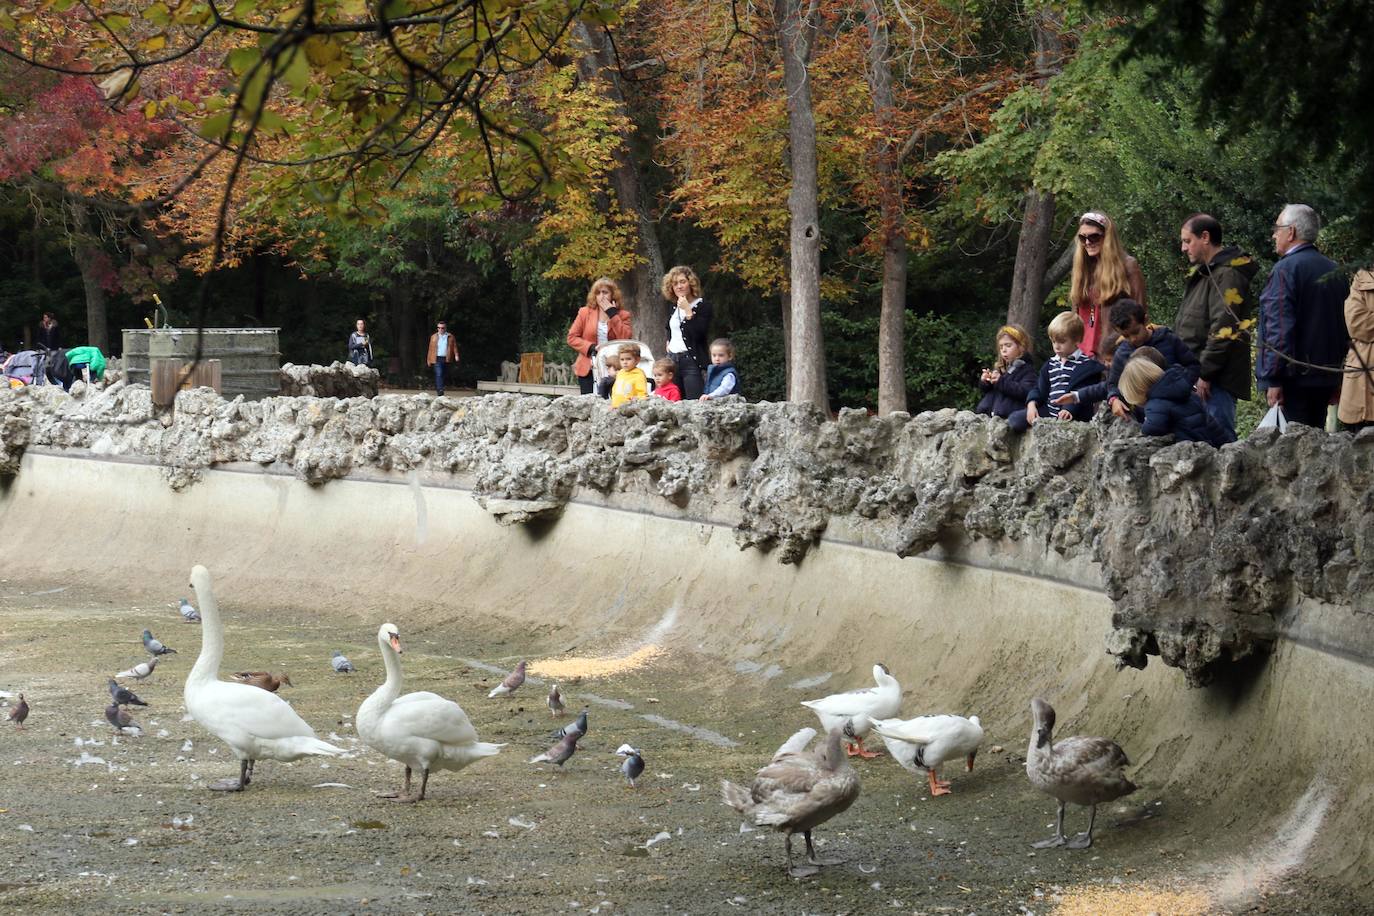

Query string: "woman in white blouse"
[[661, 265, 713, 400]]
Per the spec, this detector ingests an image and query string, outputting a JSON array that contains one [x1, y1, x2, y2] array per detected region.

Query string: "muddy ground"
[[0, 581, 1363, 915]]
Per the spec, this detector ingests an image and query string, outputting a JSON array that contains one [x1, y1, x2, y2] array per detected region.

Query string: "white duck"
[[800, 663, 901, 758], [722, 726, 861, 878], [871, 714, 984, 797], [184, 565, 344, 792], [1026, 697, 1137, 849], [356, 623, 503, 802]]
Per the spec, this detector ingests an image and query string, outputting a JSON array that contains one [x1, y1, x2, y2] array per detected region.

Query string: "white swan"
[[870, 714, 984, 797], [184, 565, 344, 791], [800, 664, 902, 758], [356, 623, 503, 802]]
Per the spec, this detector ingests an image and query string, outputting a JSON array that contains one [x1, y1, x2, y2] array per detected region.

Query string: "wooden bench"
[[476, 354, 579, 397]]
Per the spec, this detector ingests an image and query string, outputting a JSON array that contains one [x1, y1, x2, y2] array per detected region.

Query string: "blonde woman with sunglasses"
[[1070, 211, 1147, 358]]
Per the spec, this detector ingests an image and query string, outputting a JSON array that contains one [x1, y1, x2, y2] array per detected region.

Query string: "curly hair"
[[661, 265, 702, 301]]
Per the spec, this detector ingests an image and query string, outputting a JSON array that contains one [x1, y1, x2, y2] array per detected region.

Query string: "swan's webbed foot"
[[783, 835, 820, 878], [1065, 832, 1094, 849], [803, 831, 844, 866], [1031, 834, 1066, 848], [210, 760, 250, 791], [927, 769, 952, 797], [386, 793, 421, 804]]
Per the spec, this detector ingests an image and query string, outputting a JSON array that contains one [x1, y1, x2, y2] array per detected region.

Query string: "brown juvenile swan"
[[1025, 697, 1137, 849], [722, 726, 861, 877]]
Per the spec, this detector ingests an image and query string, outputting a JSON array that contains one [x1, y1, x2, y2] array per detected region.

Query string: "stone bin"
[[122, 328, 282, 400]]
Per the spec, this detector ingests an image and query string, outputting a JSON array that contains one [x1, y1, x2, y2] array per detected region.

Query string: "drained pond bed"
[[0, 582, 1364, 915]]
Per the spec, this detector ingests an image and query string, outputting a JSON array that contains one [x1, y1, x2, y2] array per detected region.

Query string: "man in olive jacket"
[[1176, 213, 1258, 438]]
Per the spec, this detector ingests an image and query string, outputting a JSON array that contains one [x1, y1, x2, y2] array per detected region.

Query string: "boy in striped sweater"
[[1009, 311, 1104, 432]]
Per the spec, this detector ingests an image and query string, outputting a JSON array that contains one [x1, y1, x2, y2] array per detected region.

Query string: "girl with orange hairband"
[[975, 324, 1038, 418]]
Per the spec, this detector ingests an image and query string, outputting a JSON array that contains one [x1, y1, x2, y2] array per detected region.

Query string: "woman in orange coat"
[[567, 277, 634, 394]]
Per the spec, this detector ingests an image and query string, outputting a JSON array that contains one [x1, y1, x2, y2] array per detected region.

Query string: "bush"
[[730, 309, 1000, 412]]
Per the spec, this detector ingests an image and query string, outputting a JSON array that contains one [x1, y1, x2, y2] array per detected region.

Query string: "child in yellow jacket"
[[610, 343, 649, 407]]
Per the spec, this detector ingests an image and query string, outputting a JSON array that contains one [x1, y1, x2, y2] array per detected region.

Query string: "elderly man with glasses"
[[1255, 204, 1350, 428]]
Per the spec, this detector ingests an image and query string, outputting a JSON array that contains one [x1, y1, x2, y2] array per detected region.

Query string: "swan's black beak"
[[389, 634, 402, 654]]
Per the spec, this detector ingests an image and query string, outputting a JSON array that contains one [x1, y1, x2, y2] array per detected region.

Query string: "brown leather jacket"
[[426, 332, 458, 366]]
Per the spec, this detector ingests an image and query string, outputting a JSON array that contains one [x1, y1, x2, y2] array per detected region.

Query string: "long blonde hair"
[[1070, 212, 1133, 309]]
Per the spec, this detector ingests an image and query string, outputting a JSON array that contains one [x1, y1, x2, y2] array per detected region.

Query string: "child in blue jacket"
[[975, 325, 1037, 418], [1008, 311, 1103, 432], [1118, 355, 1234, 446]]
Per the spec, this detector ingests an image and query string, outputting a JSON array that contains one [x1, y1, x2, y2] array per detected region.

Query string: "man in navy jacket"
[[1256, 204, 1350, 428]]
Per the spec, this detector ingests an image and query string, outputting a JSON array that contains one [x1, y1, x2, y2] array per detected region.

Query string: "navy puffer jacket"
[[975, 357, 1037, 418], [1139, 366, 1235, 447]]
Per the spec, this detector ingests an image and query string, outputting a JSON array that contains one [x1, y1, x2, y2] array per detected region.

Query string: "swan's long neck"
[[378, 638, 403, 701], [360, 634, 404, 722], [187, 579, 223, 685]]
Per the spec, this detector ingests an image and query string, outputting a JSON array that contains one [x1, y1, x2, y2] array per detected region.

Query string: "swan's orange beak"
[[966, 751, 977, 772], [389, 634, 402, 654]]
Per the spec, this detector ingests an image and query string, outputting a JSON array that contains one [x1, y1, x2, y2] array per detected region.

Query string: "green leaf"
[[199, 111, 234, 139], [228, 47, 259, 75], [143, 2, 171, 27], [232, 0, 257, 18], [282, 47, 310, 93]]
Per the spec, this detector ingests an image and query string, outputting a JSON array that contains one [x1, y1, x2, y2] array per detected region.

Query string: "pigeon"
[[551, 708, 589, 741], [107, 678, 149, 707], [105, 703, 142, 734], [179, 598, 201, 623], [530, 729, 582, 766], [488, 660, 526, 698], [116, 658, 158, 681], [616, 744, 645, 788], [230, 671, 293, 692], [7, 693, 28, 729], [142, 629, 177, 656], [547, 682, 565, 717], [331, 651, 355, 673]]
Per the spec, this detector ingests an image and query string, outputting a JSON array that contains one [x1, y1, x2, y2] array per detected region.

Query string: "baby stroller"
[[592, 339, 657, 398]]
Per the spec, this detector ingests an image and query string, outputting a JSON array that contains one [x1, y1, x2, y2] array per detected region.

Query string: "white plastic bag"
[[1257, 404, 1288, 432]]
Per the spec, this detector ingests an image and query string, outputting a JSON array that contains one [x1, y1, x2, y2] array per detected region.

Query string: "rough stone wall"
[[2, 380, 1371, 686]]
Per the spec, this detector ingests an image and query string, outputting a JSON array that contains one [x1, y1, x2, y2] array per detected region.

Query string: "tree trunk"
[[780, 288, 793, 396], [68, 201, 108, 353], [862, 0, 908, 416], [775, 0, 828, 411], [573, 22, 667, 359], [1006, 188, 1055, 332], [1005, 4, 1065, 333]]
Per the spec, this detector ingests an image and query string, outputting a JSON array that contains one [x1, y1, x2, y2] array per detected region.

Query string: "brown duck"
[[1025, 697, 1137, 849], [230, 671, 294, 692], [722, 726, 861, 878]]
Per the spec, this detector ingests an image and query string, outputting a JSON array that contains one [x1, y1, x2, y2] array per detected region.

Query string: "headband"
[[1080, 211, 1109, 229]]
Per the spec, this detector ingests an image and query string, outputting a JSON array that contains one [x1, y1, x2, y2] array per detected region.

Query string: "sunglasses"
[[1077, 232, 1104, 245]]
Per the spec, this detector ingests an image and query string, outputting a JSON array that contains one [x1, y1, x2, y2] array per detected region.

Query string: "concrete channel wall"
[[2, 443, 1373, 886]]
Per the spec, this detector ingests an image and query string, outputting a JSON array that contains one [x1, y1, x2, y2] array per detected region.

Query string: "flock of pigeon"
[[4, 567, 1136, 880]]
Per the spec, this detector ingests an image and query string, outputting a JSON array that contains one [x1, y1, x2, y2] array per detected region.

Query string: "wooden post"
[[519, 352, 545, 384], [151, 358, 223, 406]]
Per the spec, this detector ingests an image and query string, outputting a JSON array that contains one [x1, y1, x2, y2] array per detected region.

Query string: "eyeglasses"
[[1272, 223, 1292, 234], [1077, 232, 1104, 245]]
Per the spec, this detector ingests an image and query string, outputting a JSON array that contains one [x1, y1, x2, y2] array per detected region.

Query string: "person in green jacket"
[[65, 346, 106, 383], [1176, 213, 1259, 439]]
